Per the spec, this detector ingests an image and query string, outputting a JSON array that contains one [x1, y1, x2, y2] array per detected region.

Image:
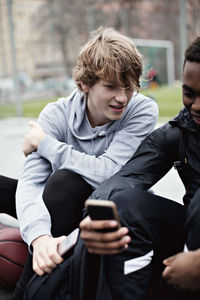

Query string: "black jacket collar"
[[169, 107, 200, 133]]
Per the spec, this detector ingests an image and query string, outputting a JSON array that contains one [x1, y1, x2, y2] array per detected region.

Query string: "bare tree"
[[32, 0, 200, 81], [187, 0, 200, 41], [33, 0, 87, 77]]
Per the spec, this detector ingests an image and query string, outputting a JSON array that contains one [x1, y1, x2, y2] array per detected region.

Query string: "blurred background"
[[0, 0, 199, 119]]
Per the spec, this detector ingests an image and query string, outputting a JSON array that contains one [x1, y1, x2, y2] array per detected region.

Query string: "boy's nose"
[[192, 96, 200, 112], [115, 89, 128, 103]]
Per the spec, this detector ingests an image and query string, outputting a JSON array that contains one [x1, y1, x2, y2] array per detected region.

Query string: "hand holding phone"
[[85, 199, 121, 232]]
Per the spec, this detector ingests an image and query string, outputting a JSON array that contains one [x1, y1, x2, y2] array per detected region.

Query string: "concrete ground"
[[0, 117, 185, 297]]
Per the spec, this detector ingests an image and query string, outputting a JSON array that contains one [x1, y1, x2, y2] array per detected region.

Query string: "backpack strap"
[[72, 237, 100, 300]]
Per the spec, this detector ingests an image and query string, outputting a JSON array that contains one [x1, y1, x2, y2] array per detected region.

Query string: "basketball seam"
[[0, 254, 24, 267], [0, 240, 25, 244]]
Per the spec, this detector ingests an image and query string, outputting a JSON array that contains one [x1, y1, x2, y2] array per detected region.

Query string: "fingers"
[[83, 234, 130, 255], [32, 235, 64, 276], [29, 120, 39, 128], [162, 254, 178, 279], [80, 216, 131, 255], [163, 254, 176, 266], [29, 120, 35, 127], [33, 252, 58, 276], [81, 225, 129, 242], [22, 120, 46, 156], [162, 265, 171, 279], [80, 215, 119, 231], [57, 235, 67, 244]]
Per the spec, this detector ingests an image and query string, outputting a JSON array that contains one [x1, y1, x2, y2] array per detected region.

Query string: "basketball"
[[0, 223, 28, 289]]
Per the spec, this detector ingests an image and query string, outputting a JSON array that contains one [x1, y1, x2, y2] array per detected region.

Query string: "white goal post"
[[132, 38, 175, 86]]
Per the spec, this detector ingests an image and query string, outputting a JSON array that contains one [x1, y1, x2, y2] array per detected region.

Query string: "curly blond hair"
[[73, 27, 143, 92]]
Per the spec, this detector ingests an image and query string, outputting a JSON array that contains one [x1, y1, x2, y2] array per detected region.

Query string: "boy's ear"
[[80, 82, 90, 93]]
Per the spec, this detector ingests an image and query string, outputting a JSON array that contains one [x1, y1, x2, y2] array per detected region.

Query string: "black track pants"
[[0, 175, 17, 218], [100, 188, 200, 300]]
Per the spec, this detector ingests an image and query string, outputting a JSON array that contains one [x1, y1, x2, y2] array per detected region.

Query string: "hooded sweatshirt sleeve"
[[16, 97, 72, 246], [16, 151, 53, 246], [37, 95, 158, 188]]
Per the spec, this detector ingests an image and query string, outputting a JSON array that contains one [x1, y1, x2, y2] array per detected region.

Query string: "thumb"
[[29, 120, 39, 128], [163, 254, 176, 265], [162, 265, 171, 278], [56, 235, 67, 244]]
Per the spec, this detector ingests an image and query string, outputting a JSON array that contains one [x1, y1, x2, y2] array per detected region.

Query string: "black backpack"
[[23, 232, 86, 300], [23, 236, 108, 300], [23, 252, 73, 300]]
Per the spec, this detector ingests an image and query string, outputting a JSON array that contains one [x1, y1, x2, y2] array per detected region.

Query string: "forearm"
[[16, 153, 52, 246]]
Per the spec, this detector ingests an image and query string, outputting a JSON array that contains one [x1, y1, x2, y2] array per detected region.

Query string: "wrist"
[[33, 133, 46, 149], [31, 234, 52, 247]]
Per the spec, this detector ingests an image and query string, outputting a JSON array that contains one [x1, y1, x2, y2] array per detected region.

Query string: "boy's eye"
[[105, 85, 115, 89], [126, 87, 133, 92], [183, 90, 196, 98]]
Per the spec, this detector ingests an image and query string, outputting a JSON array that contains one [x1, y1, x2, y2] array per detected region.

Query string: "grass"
[[23, 99, 56, 118], [0, 98, 56, 119], [0, 84, 183, 120], [142, 83, 183, 120]]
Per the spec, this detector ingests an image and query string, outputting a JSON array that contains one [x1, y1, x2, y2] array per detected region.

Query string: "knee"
[[110, 188, 147, 223], [44, 169, 83, 192], [110, 188, 163, 226], [111, 188, 147, 209], [43, 170, 80, 204], [43, 169, 93, 207]]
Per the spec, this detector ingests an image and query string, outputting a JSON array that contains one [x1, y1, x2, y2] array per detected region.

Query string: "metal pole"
[[179, 0, 187, 79], [7, 0, 22, 117], [166, 43, 175, 86]]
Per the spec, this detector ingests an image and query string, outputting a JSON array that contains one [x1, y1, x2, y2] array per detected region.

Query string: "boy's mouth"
[[190, 112, 200, 119], [109, 104, 126, 112], [190, 113, 200, 126]]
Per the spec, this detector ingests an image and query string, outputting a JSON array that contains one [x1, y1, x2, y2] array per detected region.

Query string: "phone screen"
[[85, 199, 121, 232], [87, 205, 116, 221]]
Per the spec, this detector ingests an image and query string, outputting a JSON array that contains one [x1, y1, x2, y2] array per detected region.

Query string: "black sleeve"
[[90, 123, 178, 200]]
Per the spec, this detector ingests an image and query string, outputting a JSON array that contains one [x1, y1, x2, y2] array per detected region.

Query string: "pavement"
[[0, 117, 29, 298], [0, 117, 185, 297]]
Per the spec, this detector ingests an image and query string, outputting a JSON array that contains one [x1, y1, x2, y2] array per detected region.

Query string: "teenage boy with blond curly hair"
[[0, 28, 158, 299]]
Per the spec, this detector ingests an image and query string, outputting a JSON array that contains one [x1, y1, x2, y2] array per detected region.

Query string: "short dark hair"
[[184, 37, 200, 64]]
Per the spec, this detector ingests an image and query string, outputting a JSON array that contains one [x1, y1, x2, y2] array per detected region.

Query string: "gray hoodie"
[[16, 90, 158, 246]]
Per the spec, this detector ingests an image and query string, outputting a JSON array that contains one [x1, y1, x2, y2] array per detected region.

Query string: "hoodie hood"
[[169, 107, 200, 133], [68, 90, 125, 141]]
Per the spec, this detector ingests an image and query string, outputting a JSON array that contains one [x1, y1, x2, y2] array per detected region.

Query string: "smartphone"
[[58, 228, 79, 257], [85, 199, 121, 231]]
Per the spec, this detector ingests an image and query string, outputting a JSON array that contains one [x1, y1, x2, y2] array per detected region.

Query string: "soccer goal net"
[[132, 38, 175, 87]]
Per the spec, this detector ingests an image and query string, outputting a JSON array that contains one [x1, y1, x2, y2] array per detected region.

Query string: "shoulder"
[[127, 93, 158, 115], [39, 90, 78, 117], [149, 122, 180, 149]]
